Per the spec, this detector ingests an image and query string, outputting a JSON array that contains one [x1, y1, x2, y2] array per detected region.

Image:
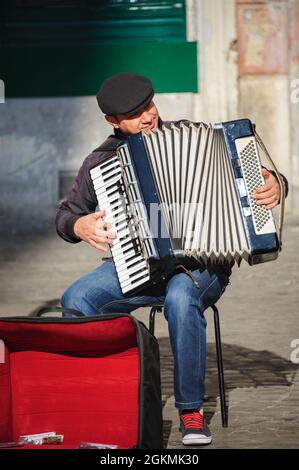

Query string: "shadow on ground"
[[158, 336, 298, 447]]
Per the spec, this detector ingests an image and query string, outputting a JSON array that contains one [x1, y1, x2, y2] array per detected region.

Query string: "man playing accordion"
[[56, 73, 288, 446]]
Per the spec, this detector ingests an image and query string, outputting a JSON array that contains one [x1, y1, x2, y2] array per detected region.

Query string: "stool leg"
[[211, 305, 228, 427], [149, 306, 162, 335]]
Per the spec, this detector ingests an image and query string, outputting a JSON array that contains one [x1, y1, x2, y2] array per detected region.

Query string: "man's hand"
[[73, 210, 116, 252], [252, 168, 281, 210]]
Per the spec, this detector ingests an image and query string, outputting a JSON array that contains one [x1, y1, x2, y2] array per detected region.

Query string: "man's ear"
[[105, 115, 119, 128]]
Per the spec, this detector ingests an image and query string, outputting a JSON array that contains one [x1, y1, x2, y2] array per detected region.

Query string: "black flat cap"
[[96, 73, 154, 117]]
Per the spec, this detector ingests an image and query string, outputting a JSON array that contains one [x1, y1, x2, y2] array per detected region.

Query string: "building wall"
[[193, 0, 238, 122], [289, 0, 299, 214], [0, 94, 195, 234], [195, 0, 295, 217], [237, 0, 292, 217]]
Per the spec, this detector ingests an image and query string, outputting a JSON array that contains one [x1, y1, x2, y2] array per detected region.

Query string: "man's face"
[[106, 101, 159, 135]]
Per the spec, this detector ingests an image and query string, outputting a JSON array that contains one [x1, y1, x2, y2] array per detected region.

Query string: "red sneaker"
[[179, 409, 212, 446]]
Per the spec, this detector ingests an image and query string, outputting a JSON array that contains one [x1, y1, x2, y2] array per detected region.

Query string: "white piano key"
[[93, 174, 121, 192], [93, 166, 122, 182], [100, 198, 125, 212], [93, 176, 122, 193], [91, 172, 119, 189], [111, 231, 136, 245], [114, 256, 139, 270], [112, 240, 138, 256], [118, 262, 148, 283], [101, 168, 122, 181], [112, 247, 137, 262], [120, 267, 150, 288], [111, 236, 134, 252], [114, 227, 134, 239], [114, 256, 143, 272], [115, 251, 143, 266], [115, 257, 144, 276], [121, 275, 151, 293], [111, 240, 137, 257], [91, 156, 119, 174], [113, 222, 129, 236], [91, 159, 120, 178], [105, 214, 128, 228]]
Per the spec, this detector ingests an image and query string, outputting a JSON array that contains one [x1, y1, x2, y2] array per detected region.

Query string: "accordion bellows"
[[90, 119, 280, 295], [140, 122, 275, 264]]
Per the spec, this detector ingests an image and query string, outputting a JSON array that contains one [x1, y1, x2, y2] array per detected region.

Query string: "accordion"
[[90, 119, 284, 295]]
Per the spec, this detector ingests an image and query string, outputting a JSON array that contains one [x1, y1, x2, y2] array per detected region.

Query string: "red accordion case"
[[0, 314, 163, 449]]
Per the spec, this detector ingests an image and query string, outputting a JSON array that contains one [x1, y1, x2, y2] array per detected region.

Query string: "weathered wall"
[[237, 0, 292, 215], [193, 0, 238, 122], [289, 0, 299, 214]]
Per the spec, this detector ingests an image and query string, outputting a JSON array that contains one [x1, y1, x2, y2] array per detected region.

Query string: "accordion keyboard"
[[90, 156, 151, 294]]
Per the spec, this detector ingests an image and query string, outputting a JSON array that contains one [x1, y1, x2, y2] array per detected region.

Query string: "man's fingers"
[[102, 220, 113, 230], [106, 231, 116, 239], [92, 210, 106, 219], [89, 239, 108, 252], [254, 194, 277, 206], [94, 227, 116, 239], [266, 201, 278, 210], [253, 187, 276, 199], [261, 168, 270, 178], [253, 170, 276, 195], [101, 221, 116, 237], [95, 221, 116, 238], [253, 180, 274, 194], [91, 234, 114, 245]]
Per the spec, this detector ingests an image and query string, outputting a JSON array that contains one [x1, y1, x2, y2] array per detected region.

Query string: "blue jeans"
[[61, 260, 229, 410]]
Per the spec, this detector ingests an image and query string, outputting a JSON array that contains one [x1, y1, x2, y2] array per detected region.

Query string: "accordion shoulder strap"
[[92, 135, 123, 153]]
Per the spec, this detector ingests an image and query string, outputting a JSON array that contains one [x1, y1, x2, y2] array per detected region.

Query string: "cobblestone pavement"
[[0, 216, 298, 449]]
